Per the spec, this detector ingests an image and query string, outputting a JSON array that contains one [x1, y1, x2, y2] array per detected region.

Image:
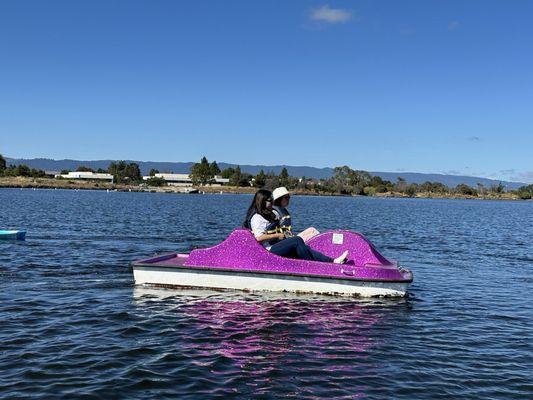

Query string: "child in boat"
[[272, 186, 320, 242], [243, 189, 348, 263]]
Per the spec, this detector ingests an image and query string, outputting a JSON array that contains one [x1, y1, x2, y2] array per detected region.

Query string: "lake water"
[[1, 189, 532, 399]]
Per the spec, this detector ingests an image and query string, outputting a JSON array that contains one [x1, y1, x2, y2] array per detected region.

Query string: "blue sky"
[[1, 1, 532, 182]]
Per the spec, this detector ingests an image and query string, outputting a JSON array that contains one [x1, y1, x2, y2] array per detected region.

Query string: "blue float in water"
[[0, 230, 26, 240]]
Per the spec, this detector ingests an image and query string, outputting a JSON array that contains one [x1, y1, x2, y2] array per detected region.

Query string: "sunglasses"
[[266, 198, 273, 203]]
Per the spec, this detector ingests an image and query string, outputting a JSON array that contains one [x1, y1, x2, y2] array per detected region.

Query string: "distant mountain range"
[[5, 157, 527, 190]]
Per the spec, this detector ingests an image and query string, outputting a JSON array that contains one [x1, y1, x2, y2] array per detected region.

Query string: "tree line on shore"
[[1, 153, 532, 199], [189, 156, 533, 200], [0, 155, 144, 184], [0, 155, 49, 179]]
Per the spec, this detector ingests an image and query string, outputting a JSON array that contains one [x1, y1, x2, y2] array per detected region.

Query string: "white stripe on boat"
[[133, 265, 409, 297]]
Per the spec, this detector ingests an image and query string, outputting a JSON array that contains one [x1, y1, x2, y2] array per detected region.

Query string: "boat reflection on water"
[[132, 287, 410, 395]]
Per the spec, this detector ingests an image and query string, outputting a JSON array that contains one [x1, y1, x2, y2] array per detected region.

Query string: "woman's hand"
[[276, 233, 286, 241]]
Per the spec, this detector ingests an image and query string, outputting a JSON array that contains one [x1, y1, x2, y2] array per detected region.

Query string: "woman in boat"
[[272, 186, 320, 241], [243, 189, 348, 263], [271, 186, 294, 236]]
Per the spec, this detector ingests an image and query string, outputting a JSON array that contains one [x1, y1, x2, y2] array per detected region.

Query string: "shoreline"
[[0, 176, 524, 201]]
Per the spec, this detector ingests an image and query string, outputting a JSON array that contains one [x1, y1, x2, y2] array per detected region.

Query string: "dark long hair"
[[243, 189, 276, 228]]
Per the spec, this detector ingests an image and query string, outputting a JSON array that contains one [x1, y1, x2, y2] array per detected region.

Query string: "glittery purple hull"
[[134, 229, 412, 283]]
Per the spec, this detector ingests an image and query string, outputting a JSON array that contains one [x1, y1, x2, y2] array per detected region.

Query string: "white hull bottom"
[[133, 266, 409, 297]]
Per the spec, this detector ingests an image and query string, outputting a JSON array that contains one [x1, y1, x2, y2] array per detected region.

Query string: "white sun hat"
[[272, 187, 290, 201]]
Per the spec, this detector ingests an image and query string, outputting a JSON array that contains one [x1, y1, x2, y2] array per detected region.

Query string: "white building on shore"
[[56, 171, 114, 181], [142, 173, 229, 187]]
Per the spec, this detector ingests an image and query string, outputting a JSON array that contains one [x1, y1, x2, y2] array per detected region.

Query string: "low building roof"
[[59, 172, 113, 180]]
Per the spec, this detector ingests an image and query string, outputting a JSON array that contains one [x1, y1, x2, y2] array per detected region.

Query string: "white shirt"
[[250, 213, 273, 249]]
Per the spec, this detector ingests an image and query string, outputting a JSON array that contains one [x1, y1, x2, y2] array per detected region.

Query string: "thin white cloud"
[[484, 170, 533, 184], [510, 171, 533, 184], [442, 170, 461, 175], [448, 20, 460, 31], [310, 5, 352, 24], [499, 169, 516, 175], [399, 25, 416, 36]]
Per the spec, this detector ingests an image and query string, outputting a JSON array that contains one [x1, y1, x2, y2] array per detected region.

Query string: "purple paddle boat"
[[132, 229, 413, 297]]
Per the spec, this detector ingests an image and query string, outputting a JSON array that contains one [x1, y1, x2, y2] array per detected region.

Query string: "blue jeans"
[[269, 236, 333, 263]]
